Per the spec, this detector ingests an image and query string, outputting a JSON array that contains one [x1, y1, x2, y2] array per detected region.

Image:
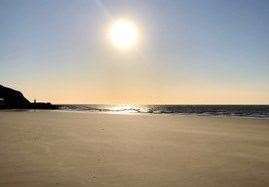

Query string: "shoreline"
[[1, 109, 269, 120]]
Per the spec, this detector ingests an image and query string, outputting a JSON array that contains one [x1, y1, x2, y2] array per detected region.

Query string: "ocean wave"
[[57, 105, 269, 119]]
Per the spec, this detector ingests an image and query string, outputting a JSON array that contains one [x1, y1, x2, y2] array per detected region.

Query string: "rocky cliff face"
[[0, 85, 56, 109], [0, 85, 31, 108]]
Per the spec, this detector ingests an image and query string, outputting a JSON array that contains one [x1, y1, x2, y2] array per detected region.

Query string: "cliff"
[[0, 85, 56, 109]]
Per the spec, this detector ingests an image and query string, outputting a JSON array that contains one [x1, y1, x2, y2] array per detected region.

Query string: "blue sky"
[[1, 0, 268, 104]]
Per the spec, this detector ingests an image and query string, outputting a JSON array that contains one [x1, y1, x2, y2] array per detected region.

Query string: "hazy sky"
[[1, 0, 269, 104]]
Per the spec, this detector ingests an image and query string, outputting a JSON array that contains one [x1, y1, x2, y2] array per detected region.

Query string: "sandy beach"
[[0, 111, 269, 187]]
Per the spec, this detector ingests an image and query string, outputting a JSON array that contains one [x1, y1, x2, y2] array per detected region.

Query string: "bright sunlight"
[[108, 19, 139, 50]]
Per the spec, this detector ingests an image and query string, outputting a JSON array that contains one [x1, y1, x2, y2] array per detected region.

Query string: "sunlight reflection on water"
[[105, 104, 148, 115]]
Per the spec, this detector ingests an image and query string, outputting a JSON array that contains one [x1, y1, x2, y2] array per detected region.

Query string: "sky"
[[1, 0, 269, 104]]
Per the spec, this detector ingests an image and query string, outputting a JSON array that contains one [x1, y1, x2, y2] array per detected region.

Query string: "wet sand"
[[0, 111, 269, 187]]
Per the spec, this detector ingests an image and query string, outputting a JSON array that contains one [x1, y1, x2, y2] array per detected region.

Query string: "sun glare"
[[108, 19, 139, 50]]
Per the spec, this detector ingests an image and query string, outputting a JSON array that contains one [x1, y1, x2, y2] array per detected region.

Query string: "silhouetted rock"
[[0, 85, 57, 109], [31, 102, 57, 109], [0, 85, 31, 109]]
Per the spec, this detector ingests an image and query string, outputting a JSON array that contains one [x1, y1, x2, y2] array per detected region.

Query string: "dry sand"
[[0, 110, 269, 187]]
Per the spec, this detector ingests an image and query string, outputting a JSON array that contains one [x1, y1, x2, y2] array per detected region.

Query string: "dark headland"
[[0, 85, 57, 109]]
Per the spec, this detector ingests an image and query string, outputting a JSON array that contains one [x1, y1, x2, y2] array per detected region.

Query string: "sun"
[[108, 19, 139, 50]]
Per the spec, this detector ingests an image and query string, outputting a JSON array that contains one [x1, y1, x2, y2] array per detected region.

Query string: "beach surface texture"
[[0, 111, 269, 187]]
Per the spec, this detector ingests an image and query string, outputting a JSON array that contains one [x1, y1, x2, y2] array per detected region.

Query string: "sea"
[[57, 104, 269, 119]]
